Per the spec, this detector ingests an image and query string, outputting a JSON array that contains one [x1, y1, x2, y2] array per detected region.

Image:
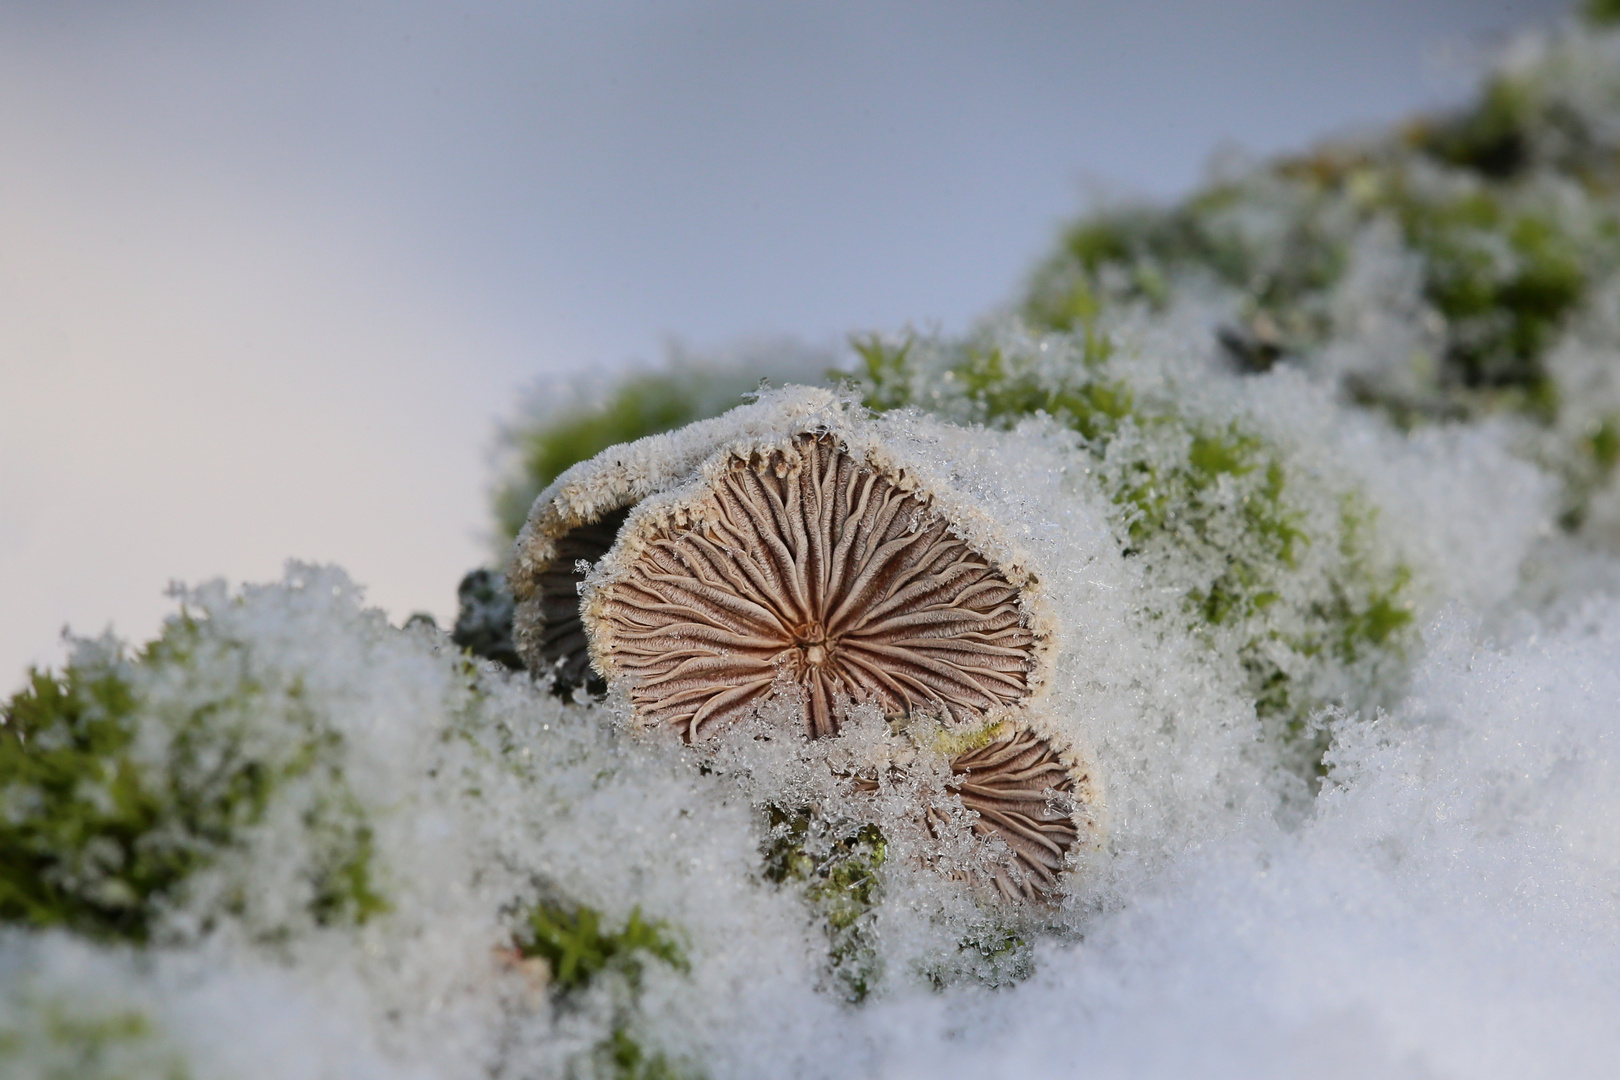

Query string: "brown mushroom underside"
[[532, 505, 632, 692], [592, 435, 1037, 741], [945, 726, 1082, 903]]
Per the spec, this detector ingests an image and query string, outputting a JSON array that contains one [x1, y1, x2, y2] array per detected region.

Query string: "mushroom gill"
[[941, 725, 1083, 903], [588, 434, 1038, 741], [527, 506, 632, 693]]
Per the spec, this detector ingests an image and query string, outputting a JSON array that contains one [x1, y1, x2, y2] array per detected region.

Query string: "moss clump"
[[761, 806, 887, 1002], [1393, 185, 1590, 403], [1026, 153, 1610, 415], [514, 898, 695, 1079], [518, 899, 688, 996], [495, 372, 724, 544], [1017, 15, 1620, 486], [1410, 75, 1535, 180], [1, 666, 172, 941], [0, 619, 387, 944], [923, 922, 1035, 992], [1563, 414, 1620, 528], [591, 1027, 697, 1080], [1022, 180, 1347, 370]]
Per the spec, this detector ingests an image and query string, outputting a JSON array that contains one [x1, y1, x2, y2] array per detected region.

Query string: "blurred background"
[[0, 0, 1574, 686]]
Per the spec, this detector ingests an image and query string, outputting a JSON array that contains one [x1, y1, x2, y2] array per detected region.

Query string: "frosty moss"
[[0, 988, 189, 1080], [513, 899, 698, 1080], [1013, 19, 1620, 540], [854, 327, 1414, 770], [0, 619, 385, 944], [761, 806, 887, 1003], [517, 899, 688, 996]]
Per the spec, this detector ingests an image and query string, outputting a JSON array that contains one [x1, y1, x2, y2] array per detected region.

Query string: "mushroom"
[[845, 720, 1092, 905], [520, 506, 632, 694], [585, 434, 1039, 741], [941, 724, 1088, 903]]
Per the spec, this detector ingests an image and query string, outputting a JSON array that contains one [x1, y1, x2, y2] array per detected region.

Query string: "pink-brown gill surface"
[[591, 435, 1037, 741]]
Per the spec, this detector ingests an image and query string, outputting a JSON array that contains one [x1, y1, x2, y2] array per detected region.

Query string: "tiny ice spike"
[[592, 435, 1037, 741]]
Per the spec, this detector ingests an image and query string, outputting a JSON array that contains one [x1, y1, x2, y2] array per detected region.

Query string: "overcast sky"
[[0, 0, 1576, 687]]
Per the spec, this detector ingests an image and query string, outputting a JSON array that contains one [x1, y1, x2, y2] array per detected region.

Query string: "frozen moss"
[[0, 613, 386, 944], [853, 328, 1415, 767], [923, 923, 1035, 992], [591, 1027, 699, 1080], [513, 899, 698, 1079], [1015, 18, 1620, 546], [518, 899, 688, 996], [761, 806, 886, 1003], [0, 998, 189, 1080]]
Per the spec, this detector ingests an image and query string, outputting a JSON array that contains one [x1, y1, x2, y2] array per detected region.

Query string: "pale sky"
[[0, 0, 1574, 689]]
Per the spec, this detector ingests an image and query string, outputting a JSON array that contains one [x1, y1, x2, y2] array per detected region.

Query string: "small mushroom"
[[850, 720, 1093, 905], [532, 508, 632, 693], [586, 434, 1039, 741], [941, 724, 1088, 903]]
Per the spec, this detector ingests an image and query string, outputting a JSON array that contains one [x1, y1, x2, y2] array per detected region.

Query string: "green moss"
[[592, 1027, 698, 1080], [514, 898, 696, 1078], [0, 666, 173, 941], [850, 329, 1414, 769], [518, 899, 687, 996], [761, 806, 886, 1002], [0, 1001, 190, 1080], [1588, 0, 1620, 26], [1023, 183, 1347, 370], [1108, 422, 1305, 633], [1017, 35, 1620, 427], [1559, 414, 1620, 529], [1591, 416, 1620, 474], [851, 334, 917, 413], [856, 333, 1129, 441], [1412, 76, 1533, 179], [0, 621, 388, 943], [1030, 153, 1600, 406], [307, 817, 390, 926], [923, 922, 1035, 992], [1390, 186, 1587, 398]]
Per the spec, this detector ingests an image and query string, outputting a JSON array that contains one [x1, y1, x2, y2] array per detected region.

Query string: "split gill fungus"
[[508, 391, 1096, 906], [944, 725, 1085, 903], [585, 434, 1038, 742], [527, 506, 631, 694]]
